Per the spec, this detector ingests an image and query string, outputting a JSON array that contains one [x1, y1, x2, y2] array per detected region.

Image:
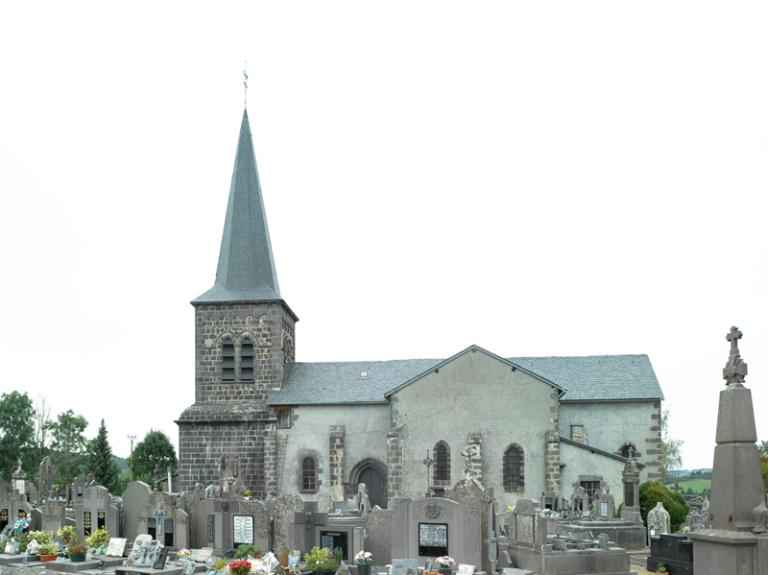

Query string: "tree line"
[[0, 391, 177, 496]]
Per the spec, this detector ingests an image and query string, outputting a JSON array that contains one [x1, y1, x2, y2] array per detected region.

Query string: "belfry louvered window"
[[240, 337, 254, 381], [221, 337, 235, 381], [503, 444, 525, 492]]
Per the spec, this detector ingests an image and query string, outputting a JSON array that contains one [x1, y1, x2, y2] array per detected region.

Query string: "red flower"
[[229, 559, 252, 575]]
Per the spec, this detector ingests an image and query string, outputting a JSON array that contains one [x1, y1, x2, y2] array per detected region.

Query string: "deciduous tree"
[[128, 430, 177, 485], [0, 391, 36, 480], [49, 409, 88, 491]]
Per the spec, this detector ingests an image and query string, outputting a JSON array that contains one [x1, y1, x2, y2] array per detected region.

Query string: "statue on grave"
[[217, 453, 239, 479], [752, 496, 768, 534], [355, 483, 371, 516], [647, 501, 671, 539]]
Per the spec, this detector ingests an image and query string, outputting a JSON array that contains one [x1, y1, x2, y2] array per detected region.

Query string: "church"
[[177, 110, 664, 511]]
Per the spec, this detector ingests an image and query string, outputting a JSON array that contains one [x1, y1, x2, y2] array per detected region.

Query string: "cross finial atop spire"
[[723, 325, 748, 385], [243, 60, 249, 108]]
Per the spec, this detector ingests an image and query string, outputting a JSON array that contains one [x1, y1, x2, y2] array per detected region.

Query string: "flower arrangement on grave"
[[67, 537, 88, 562], [39, 542, 59, 562], [434, 556, 455, 575], [56, 526, 76, 545], [235, 544, 263, 559], [228, 559, 252, 575], [3, 517, 32, 553], [212, 558, 229, 572], [304, 546, 341, 574], [30, 531, 53, 546], [86, 527, 110, 553], [354, 550, 373, 575]]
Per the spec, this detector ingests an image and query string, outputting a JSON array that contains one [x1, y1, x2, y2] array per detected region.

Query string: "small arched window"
[[240, 336, 254, 381], [433, 441, 450, 484], [302, 457, 317, 492], [503, 444, 525, 492], [221, 337, 235, 382], [620, 443, 638, 459]]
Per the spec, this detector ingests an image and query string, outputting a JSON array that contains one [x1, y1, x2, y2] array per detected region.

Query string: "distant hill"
[[114, 455, 129, 471]]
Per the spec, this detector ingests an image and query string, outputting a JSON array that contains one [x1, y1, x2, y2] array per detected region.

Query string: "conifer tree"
[[87, 419, 120, 494]]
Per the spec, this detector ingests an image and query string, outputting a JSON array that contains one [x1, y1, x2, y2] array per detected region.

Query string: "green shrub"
[[639, 481, 689, 532], [235, 544, 263, 559]]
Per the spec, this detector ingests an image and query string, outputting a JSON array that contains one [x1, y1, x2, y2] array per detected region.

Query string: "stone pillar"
[[544, 431, 561, 497], [328, 425, 345, 503], [689, 327, 768, 574], [621, 458, 642, 524], [387, 430, 404, 500], [467, 433, 484, 483], [263, 424, 279, 497]]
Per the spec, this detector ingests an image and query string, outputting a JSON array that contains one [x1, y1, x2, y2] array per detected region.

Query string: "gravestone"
[[123, 482, 152, 542], [188, 484, 270, 552], [40, 500, 66, 533], [0, 480, 33, 532], [137, 491, 189, 549], [73, 484, 119, 539], [391, 496, 481, 568]]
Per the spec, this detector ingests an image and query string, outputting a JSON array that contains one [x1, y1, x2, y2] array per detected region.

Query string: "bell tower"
[[176, 110, 297, 496]]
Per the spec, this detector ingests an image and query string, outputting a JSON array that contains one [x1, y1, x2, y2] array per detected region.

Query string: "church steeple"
[[194, 110, 282, 304]]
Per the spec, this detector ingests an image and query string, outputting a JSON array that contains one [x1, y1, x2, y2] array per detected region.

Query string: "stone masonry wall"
[[178, 419, 269, 496], [386, 429, 404, 500], [645, 402, 662, 480], [194, 302, 296, 402], [328, 425, 345, 501]]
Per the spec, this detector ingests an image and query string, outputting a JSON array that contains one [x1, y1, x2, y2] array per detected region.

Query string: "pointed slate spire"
[[194, 110, 282, 303]]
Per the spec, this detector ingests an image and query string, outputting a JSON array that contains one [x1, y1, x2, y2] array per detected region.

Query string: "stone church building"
[[177, 110, 664, 511]]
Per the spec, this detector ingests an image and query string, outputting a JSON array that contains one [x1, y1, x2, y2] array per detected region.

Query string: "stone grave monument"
[[73, 483, 120, 539], [689, 327, 768, 574]]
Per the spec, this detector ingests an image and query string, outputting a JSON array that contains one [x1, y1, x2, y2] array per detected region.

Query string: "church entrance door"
[[353, 460, 387, 509]]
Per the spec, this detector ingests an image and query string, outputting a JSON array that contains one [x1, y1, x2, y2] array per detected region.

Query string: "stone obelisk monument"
[[690, 326, 768, 573]]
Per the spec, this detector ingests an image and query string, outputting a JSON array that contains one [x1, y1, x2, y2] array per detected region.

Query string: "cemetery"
[[2, 108, 767, 575]]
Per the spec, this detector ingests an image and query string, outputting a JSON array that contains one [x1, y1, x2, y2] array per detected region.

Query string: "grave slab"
[[44, 558, 125, 572]]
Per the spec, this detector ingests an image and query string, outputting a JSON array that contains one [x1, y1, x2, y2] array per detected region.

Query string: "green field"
[[664, 478, 711, 494]]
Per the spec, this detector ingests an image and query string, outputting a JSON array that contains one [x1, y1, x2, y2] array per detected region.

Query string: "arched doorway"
[[350, 459, 388, 509]]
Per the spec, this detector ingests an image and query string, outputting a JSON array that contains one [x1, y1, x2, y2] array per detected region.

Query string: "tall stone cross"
[[422, 451, 434, 496], [723, 325, 748, 385]]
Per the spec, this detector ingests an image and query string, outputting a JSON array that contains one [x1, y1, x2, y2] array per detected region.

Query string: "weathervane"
[[243, 60, 249, 108], [723, 326, 748, 385]]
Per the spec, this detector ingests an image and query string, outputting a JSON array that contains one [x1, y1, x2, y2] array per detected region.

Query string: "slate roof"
[[266, 351, 662, 406], [194, 110, 283, 305]]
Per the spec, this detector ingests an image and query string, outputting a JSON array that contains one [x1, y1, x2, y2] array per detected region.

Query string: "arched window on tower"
[[301, 457, 317, 493], [503, 444, 525, 492], [221, 337, 235, 382], [240, 336, 254, 381], [433, 441, 450, 484]]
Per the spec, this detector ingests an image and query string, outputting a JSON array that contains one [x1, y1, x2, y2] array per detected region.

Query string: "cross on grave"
[[422, 451, 434, 496], [293, 502, 328, 553], [723, 325, 748, 385]]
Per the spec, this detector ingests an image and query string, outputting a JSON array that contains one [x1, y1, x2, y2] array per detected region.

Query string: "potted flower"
[[304, 546, 340, 575], [67, 537, 88, 563], [434, 556, 455, 575], [39, 542, 59, 562], [86, 527, 110, 555], [354, 551, 373, 575], [229, 559, 252, 575], [656, 562, 667, 574], [56, 526, 76, 546]]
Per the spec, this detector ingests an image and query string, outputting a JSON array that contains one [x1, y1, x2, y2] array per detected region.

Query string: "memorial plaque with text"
[[418, 523, 448, 557], [233, 515, 254, 545]]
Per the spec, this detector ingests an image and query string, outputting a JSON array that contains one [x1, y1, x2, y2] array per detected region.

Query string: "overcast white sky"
[[1, 1, 766, 470]]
